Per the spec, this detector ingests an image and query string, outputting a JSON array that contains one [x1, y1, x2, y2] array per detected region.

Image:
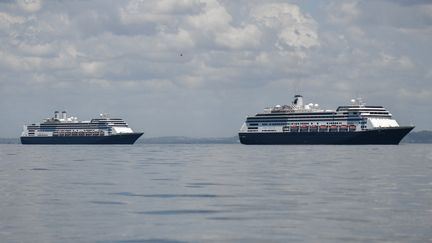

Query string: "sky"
[[0, 0, 431, 138]]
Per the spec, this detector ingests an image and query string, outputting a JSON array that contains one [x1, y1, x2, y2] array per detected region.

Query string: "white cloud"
[[186, 0, 261, 49], [0, 0, 431, 137], [159, 28, 195, 50], [17, 0, 42, 13], [120, 2, 167, 24], [327, 1, 360, 25], [186, 0, 231, 31], [250, 3, 319, 49], [17, 42, 57, 57], [375, 53, 415, 70], [0, 12, 26, 29], [120, 0, 202, 24], [80, 61, 105, 77], [0, 50, 22, 70], [214, 24, 261, 49]]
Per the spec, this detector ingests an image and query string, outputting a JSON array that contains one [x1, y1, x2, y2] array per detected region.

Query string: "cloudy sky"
[[0, 0, 431, 138]]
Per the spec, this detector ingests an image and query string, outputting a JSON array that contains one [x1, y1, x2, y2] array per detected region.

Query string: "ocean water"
[[0, 144, 431, 243]]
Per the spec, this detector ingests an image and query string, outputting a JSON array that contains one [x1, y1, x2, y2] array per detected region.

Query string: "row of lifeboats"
[[288, 124, 356, 129], [53, 131, 105, 136], [283, 124, 357, 132]]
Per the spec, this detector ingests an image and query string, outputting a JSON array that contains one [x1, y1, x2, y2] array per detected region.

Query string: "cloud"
[[186, 0, 262, 49], [120, 0, 203, 24], [80, 61, 105, 77], [17, 0, 42, 12], [0, 0, 430, 137], [0, 12, 26, 29], [0, 50, 22, 70], [17, 42, 57, 57], [375, 53, 415, 70], [384, 0, 432, 6], [250, 3, 319, 49], [327, 1, 360, 25], [214, 24, 261, 49]]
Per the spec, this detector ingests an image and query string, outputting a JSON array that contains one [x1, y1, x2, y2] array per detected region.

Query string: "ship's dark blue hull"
[[21, 133, 143, 144], [239, 127, 414, 145]]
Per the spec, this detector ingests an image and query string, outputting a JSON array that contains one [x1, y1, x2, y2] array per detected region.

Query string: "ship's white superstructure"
[[21, 111, 136, 138], [239, 95, 400, 134]]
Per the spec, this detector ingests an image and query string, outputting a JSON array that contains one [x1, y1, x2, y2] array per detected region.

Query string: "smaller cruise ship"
[[21, 111, 143, 144], [239, 95, 414, 145]]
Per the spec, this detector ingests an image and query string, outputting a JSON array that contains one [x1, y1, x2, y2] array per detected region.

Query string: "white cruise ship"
[[21, 111, 143, 144], [239, 95, 414, 144]]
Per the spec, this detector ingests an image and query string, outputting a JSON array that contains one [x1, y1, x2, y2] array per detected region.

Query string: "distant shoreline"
[[1, 131, 431, 144]]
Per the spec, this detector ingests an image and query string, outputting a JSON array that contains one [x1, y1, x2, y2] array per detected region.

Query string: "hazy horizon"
[[1, 0, 431, 137]]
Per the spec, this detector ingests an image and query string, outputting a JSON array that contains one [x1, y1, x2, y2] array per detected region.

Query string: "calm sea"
[[0, 144, 431, 243]]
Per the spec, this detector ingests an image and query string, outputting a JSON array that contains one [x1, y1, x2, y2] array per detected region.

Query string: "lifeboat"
[[339, 125, 348, 132], [310, 125, 318, 131], [290, 125, 299, 132], [319, 125, 328, 132], [329, 125, 338, 131], [300, 125, 308, 131]]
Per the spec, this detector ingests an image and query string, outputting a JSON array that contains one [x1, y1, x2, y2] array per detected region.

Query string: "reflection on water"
[[0, 144, 431, 242]]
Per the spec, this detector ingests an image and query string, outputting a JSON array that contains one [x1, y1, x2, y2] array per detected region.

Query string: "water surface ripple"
[[0, 144, 431, 242]]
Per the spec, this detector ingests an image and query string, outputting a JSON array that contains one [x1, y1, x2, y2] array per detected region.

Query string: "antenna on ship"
[[293, 80, 301, 97], [100, 113, 110, 118]]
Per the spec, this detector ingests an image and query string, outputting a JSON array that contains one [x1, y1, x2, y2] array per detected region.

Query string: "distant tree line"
[[401, 130, 432, 143]]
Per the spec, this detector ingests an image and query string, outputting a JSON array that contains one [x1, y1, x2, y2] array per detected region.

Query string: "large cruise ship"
[[239, 95, 414, 145], [21, 111, 143, 144]]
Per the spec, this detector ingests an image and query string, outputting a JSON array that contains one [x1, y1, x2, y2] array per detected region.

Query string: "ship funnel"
[[54, 111, 60, 120], [293, 95, 304, 107], [62, 111, 67, 120]]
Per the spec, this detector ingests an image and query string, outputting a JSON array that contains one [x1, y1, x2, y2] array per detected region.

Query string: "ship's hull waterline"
[[21, 133, 143, 145], [239, 126, 414, 145]]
